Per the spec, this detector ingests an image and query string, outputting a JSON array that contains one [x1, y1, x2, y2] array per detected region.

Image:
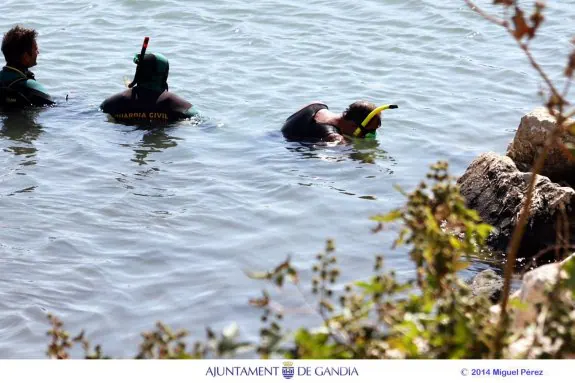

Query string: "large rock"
[[510, 254, 575, 328], [506, 254, 575, 358], [506, 107, 575, 184], [457, 152, 575, 262]]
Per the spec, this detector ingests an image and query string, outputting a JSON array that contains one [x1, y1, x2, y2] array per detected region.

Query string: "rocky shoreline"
[[460, 108, 575, 332], [458, 107, 575, 266]]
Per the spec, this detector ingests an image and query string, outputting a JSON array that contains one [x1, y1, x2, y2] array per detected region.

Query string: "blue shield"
[[282, 366, 294, 379]]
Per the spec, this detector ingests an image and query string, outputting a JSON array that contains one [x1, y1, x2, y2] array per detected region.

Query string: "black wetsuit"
[[100, 87, 197, 124], [281, 103, 339, 142], [0, 65, 54, 108]]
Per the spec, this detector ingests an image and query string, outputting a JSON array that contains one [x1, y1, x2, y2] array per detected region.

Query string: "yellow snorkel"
[[353, 104, 398, 138]]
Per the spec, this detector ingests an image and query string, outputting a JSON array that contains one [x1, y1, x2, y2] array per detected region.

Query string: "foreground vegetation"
[[46, 0, 575, 359], [47, 161, 575, 359]]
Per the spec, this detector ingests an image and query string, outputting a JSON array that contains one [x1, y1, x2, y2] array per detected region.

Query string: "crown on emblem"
[[283, 361, 294, 367]]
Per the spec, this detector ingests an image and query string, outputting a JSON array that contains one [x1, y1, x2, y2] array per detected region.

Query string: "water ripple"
[[0, 0, 572, 357]]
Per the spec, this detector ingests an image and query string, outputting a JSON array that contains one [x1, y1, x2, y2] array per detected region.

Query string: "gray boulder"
[[457, 152, 575, 262], [469, 269, 504, 303], [507, 254, 575, 358], [506, 107, 575, 184]]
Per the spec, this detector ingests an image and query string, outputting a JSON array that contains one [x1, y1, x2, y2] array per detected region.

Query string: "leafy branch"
[[464, 0, 575, 357]]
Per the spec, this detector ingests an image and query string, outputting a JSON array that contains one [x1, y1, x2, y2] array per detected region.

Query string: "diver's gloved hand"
[[183, 105, 201, 118]]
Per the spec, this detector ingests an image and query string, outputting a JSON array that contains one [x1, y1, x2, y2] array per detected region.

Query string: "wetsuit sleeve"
[[15, 79, 54, 107], [311, 123, 340, 140], [282, 103, 335, 141]]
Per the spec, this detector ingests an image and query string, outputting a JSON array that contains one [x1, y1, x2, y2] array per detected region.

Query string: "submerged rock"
[[457, 152, 575, 262], [506, 107, 575, 185], [469, 269, 504, 303]]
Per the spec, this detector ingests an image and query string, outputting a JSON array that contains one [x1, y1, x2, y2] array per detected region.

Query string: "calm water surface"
[[1, 0, 574, 357]]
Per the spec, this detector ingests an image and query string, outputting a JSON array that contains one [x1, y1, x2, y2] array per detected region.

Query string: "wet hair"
[[1, 25, 38, 64], [342, 100, 379, 127]]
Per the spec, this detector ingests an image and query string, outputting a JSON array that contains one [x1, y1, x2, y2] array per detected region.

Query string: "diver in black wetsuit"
[[100, 51, 198, 125], [0, 25, 54, 109], [281, 100, 383, 143]]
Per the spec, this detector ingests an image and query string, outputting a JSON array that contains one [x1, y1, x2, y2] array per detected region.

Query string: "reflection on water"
[[107, 114, 205, 166], [347, 137, 397, 165], [294, 179, 379, 200], [285, 136, 397, 167], [0, 109, 43, 163], [4, 0, 569, 357], [283, 136, 397, 200], [113, 127, 182, 197], [131, 127, 181, 166], [6, 185, 37, 196]]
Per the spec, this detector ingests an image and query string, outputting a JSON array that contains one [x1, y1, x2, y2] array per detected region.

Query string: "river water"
[[1, 0, 574, 357]]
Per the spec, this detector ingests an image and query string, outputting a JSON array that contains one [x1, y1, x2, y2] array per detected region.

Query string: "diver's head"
[[131, 52, 170, 92], [342, 100, 381, 137], [1, 25, 39, 68]]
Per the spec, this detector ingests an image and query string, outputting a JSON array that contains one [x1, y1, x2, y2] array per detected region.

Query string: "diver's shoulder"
[[163, 91, 192, 109], [295, 101, 328, 114], [101, 89, 132, 109], [22, 78, 50, 93], [300, 101, 328, 110], [284, 101, 328, 122]]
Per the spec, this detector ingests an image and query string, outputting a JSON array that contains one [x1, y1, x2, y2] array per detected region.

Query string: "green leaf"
[[454, 317, 471, 344], [466, 209, 481, 222], [475, 223, 494, 240], [561, 256, 575, 294], [275, 274, 285, 288], [449, 236, 462, 250], [287, 268, 299, 284], [293, 329, 342, 359], [422, 247, 434, 264], [453, 261, 470, 272], [393, 184, 408, 196], [424, 208, 439, 231], [371, 210, 402, 223], [393, 228, 410, 248], [421, 299, 435, 313], [355, 280, 384, 294], [355, 281, 372, 290], [564, 142, 575, 158], [508, 297, 529, 311]]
